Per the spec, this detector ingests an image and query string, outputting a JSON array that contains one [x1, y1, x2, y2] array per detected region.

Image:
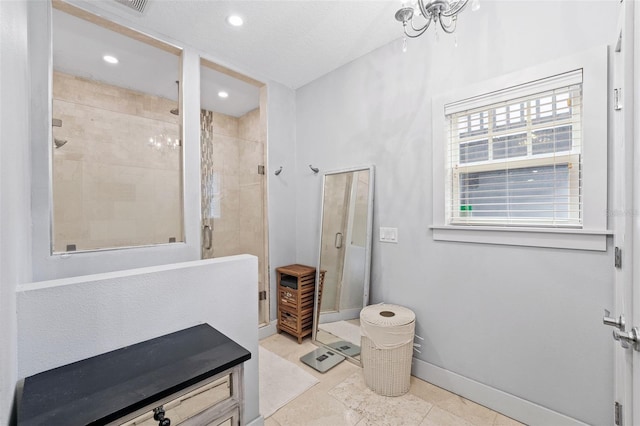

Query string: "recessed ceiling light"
[[218, 91, 229, 99], [227, 15, 243, 27], [103, 55, 119, 64]]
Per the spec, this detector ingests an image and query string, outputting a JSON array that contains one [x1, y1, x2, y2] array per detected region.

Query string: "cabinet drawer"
[[279, 288, 297, 309], [120, 376, 230, 426], [279, 309, 299, 331]]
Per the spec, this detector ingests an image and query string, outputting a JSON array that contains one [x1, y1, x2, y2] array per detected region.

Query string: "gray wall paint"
[[0, 0, 32, 423], [293, 2, 617, 424], [266, 82, 298, 321]]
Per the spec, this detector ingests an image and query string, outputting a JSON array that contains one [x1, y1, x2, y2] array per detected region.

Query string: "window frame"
[[431, 46, 610, 251], [448, 82, 582, 227]]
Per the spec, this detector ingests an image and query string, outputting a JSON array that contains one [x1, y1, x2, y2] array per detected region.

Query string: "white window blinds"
[[444, 70, 583, 227]]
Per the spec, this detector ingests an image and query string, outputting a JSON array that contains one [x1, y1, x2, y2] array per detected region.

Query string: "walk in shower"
[[51, 7, 183, 254], [50, 5, 270, 324], [200, 60, 269, 325]]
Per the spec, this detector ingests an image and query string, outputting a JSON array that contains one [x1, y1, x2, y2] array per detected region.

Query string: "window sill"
[[430, 225, 612, 251]]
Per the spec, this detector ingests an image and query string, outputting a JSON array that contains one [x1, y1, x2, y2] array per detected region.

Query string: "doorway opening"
[[199, 58, 269, 325]]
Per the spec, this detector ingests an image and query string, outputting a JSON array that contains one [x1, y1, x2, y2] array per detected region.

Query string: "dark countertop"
[[18, 324, 251, 426]]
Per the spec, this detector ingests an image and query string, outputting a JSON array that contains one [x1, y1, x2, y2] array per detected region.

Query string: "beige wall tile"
[[200, 107, 266, 291], [211, 111, 239, 138], [238, 108, 261, 143], [52, 73, 183, 251], [239, 139, 263, 186]]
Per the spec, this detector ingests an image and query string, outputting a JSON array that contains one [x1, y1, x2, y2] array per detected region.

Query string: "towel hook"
[[274, 166, 283, 176], [309, 164, 320, 174]]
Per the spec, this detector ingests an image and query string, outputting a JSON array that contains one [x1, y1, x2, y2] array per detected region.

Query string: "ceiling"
[[53, 8, 261, 117], [60, 0, 404, 97]]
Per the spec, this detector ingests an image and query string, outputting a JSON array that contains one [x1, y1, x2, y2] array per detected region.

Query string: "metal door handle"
[[203, 225, 212, 250], [335, 232, 343, 249], [613, 327, 640, 351], [603, 309, 625, 330]]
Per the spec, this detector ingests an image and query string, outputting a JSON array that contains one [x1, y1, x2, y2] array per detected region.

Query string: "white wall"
[[266, 82, 298, 320], [0, 0, 33, 423], [293, 2, 617, 425], [16, 257, 261, 424]]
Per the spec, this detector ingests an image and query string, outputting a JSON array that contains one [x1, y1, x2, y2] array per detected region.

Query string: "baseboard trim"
[[258, 320, 277, 341], [411, 357, 589, 426], [247, 415, 264, 426]]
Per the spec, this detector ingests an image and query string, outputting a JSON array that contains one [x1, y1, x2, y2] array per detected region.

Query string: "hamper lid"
[[360, 304, 415, 349], [360, 304, 415, 327]]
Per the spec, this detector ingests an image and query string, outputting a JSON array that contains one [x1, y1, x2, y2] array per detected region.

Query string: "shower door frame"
[[199, 58, 270, 327]]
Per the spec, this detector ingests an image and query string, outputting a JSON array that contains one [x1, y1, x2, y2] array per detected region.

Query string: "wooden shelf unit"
[[276, 264, 325, 343]]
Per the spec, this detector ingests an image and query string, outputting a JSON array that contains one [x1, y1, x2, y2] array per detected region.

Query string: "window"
[[446, 74, 582, 227], [431, 47, 609, 251]]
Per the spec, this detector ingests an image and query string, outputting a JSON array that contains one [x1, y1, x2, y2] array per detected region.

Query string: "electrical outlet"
[[379, 227, 398, 243]]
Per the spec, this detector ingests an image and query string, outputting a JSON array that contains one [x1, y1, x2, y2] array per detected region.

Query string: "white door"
[[608, 1, 639, 425], [632, 2, 640, 422]]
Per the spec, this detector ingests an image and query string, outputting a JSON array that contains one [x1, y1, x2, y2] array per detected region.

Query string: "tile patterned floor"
[[260, 333, 525, 426]]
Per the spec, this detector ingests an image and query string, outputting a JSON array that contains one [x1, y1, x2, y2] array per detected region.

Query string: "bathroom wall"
[[0, 1, 32, 424], [200, 108, 266, 291], [293, 2, 617, 425], [265, 83, 298, 322], [16, 256, 261, 425], [52, 71, 183, 252]]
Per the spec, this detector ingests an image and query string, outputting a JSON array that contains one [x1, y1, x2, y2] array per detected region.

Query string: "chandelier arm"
[[439, 15, 458, 34], [440, 0, 469, 17], [416, 0, 431, 20], [404, 27, 427, 38], [403, 21, 431, 38], [410, 16, 432, 33]]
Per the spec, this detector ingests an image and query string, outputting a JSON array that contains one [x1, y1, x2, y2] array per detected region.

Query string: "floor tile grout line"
[[421, 402, 435, 424], [260, 335, 518, 426]]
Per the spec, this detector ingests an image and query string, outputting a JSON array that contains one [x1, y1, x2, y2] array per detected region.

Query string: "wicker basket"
[[360, 304, 415, 397], [361, 335, 413, 396]]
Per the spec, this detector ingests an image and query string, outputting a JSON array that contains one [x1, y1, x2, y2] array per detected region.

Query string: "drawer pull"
[[153, 407, 171, 426]]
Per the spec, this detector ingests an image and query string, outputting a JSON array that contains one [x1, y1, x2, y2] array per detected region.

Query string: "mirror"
[[312, 166, 374, 364]]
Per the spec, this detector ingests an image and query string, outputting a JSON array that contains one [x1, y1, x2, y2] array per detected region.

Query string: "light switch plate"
[[379, 227, 398, 243]]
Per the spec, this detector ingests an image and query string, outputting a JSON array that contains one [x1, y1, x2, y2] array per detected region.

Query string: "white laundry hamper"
[[360, 304, 415, 396]]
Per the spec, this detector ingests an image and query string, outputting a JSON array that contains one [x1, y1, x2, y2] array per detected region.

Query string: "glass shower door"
[[200, 108, 268, 325]]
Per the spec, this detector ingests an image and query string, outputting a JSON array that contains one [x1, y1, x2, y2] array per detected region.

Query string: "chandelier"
[[395, 0, 479, 40]]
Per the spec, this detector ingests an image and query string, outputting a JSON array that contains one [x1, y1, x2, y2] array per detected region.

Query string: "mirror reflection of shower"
[[313, 166, 374, 363]]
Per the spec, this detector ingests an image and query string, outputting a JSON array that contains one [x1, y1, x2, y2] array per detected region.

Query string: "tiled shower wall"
[[52, 72, 183, 252], [200, 108, 265, 288]]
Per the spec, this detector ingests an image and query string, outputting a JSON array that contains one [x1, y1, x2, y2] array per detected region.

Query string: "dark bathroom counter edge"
[[17, 324, 251, 426]]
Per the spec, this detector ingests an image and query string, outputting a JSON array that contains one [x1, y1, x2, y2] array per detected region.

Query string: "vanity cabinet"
[[17, 324, 250, 426], [276, 264, 324, 343]]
